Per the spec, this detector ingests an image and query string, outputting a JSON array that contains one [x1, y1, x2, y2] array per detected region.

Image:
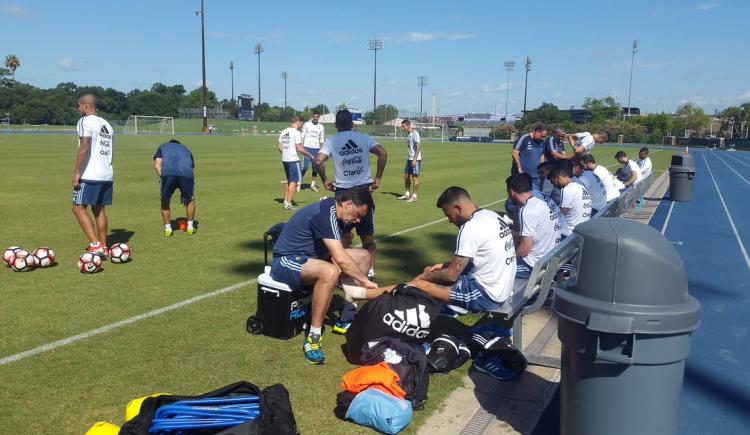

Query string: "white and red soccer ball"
[[11, 250, 36, 272], [78, 252, 102, 274], [109, 243, 131, 264], [32, 247, 56, 268], [3, 246, 22, 267]]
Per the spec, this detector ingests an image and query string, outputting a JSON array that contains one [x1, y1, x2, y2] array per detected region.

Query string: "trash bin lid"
[[671, 154, 694, 167], [669, 166, 695, 173], [553, 218, 700, 334]]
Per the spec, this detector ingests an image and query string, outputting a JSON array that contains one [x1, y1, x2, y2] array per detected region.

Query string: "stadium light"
[[523, 56, 532, 115], [368, 39, 384, 114], [229, 61, 234, 104], [255, 43, 264, 119], [417, 76, 428, 122], [196, 0, 208, 133], [281, 71, 288, 109], [504, 61, 515, 121], [626, 39, 638, 119]]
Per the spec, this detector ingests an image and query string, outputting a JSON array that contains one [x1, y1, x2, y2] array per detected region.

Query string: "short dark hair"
[[553, 160, 574, 177], [639, 147, 649, 154], [312, 110, 320, 116], [598, 131, 610, 141], [530, 122, 547, 132], [548, 166, 570, 180], [401, 119, 411, 126], [336, 186, 372, 208], [292, 115, 304, 124], [335, 109, 353, 131], [169, 139, 181, 144], [537, 161, 552, 170], [581, 154, 597, 164], [615, 151, 627, 159], [436, 186, 471, 208], [506, 173, 532, 193]]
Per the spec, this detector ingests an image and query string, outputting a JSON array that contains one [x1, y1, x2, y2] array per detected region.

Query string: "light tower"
[[281, 71, 288, 108], [417, 76, 428, 122], [196, 0, 208, 133], [368, 39, 384, 114], [229, 61, 234, 103], [504, 60, 515, 120], [523, 56, 532, 115], [626, 39, 638, 119], [254, 43, 264, 115]]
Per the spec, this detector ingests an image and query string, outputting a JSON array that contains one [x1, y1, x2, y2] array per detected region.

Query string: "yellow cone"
[[84, 421, 120, 435]]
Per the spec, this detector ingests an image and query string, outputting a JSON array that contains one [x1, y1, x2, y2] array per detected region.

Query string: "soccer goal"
[[123, 115, 175, 135]]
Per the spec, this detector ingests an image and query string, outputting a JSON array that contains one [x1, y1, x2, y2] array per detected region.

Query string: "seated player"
[[506, 174, 564, 279], [566, 130, 609, 155], [270, 187, 378, 364], [548, 165, 592, 232], [637, 147, 652, 178], [615, 150, 642, 187], [572, 157, 607, 215], [580, 154, 619, 202]]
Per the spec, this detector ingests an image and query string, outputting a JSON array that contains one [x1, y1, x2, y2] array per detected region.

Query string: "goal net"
[[123, 115, 175, 135]]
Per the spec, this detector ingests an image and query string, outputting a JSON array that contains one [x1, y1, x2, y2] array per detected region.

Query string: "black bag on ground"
[[426, 334, 472, 374], [344, 284, 440, 364], [120, 381, 298, 435], [360, 336, 430, 410]]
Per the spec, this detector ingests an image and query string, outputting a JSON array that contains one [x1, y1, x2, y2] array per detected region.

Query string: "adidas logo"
[[339, 139, 363, 156], [382, 304, 430, 338], [99, 125, 112, 139]]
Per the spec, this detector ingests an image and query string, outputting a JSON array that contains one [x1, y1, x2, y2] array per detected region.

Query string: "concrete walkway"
[[418, 171, 671, 435]]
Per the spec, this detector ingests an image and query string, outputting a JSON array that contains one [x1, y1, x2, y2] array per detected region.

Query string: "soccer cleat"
[[332, 320, 351, 335], [396, 193, 410, 200], [310, 184, 319, 192], [473, 354, 519, 381], [303, 333, 325, 364], [284, 203, 296, 211], [164, 229, 173, 237], [87, 243, 108, 259], [186, 227, 195, 235], [406, 196, 417, 203]]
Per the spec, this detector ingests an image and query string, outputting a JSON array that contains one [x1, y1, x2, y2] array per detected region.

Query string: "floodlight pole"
[[523, 56, 531, 116], [417, 76, 427, 122], [504, 60, 515, 120], [281, 71, 288, 108], [197, 0, 208, 133], [229, 61, 234, 103], [626, 39, 638, 119], [255, 43, 264, 120], [368, 39, 384, 115]]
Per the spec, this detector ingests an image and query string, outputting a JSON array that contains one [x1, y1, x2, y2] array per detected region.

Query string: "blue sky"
[[2, 0, 748, 116]]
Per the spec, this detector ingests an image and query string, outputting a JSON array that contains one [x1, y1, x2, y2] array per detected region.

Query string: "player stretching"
[[71, 94, 114, 258], [398, 119, 422, 202], [300, 111, 325, 192]]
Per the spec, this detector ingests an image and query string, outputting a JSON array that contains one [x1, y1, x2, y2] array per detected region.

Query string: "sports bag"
[[360, 336, 430, 409], [426, 334, 472, 374], [344, 284, 440, 363], [345, 388, 413, 435], [119, 381, 297, 435]]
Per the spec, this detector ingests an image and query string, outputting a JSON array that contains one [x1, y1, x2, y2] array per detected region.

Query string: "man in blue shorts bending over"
[[154, 139, 196, 236], [271, 186, 378, 364]]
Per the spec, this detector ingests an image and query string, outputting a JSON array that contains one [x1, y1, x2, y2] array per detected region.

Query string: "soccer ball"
[[32, 247, 56, 268], [11, 253, 36, 272], [78, 252, 102, 274], [109, 243, 131, 264], [3, 246, 22, 266]]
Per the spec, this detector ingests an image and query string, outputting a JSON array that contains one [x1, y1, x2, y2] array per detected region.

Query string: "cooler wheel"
[[246, 316, 264, 335]]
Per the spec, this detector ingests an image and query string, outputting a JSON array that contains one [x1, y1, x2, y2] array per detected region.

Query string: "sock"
[[164, 224, 172, 231], [311, 180, 316, 186], [187, 220, 194, 230], [411, 193, 417, 198], [309, 326, 322, 336], [404, 190, 410, 196], [368, 269, 376, 281]]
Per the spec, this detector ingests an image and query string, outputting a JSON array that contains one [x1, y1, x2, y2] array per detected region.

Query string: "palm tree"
[[4, 54, 20, 83]]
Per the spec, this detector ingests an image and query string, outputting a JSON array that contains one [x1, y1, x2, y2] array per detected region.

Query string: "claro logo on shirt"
[[339, 140, 363, 156], [382, 305, 430, 338]]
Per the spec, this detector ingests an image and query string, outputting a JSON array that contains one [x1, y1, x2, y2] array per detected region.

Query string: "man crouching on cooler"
[[270, 186, 382, 364], [383, 186, 517, 315]]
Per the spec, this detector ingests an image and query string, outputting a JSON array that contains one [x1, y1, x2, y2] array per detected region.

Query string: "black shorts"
[[161, 176, 194, 205]]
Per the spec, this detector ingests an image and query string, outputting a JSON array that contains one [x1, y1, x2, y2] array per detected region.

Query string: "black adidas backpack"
[[344, 284, 440, 364], [426, 334, 472, 374]]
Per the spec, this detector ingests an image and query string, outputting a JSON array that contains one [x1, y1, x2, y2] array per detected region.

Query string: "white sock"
[[411, 193, 417, 198], [309, 326, 322, 336], [164, 224, 172, 231], [311, 180, 316, 186], [187, 220, 194, 230], [405, 191, 410, 196]]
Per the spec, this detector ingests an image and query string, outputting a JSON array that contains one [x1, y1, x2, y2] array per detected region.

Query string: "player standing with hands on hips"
[[300, 111, 325, 192], [398, 119, 422, 202]]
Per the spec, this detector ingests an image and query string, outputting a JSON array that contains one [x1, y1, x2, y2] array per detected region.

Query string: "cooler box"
[[246, 266, 312, 340]]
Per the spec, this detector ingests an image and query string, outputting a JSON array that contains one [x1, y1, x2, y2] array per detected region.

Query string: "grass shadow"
[[108, 229, 135, 245], [380, 191, 405, 198]]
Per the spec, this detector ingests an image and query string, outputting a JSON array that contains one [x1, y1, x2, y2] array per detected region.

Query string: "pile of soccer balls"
[[77, 243, 131, 274], [3, 246, 56, 272]]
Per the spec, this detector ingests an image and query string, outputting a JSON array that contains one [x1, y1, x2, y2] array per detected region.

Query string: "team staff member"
[[567, 130, 609, 155], [71, 94, 115, 257], [315, 109, 387, 333], [154, 139, 196, 236], [543, 127, 571, 164], [397, 119, 422, 202], [511, 122, 548, 186], [300, 111, 325, 192]]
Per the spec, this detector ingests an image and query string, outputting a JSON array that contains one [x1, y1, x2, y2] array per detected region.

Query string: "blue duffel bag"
[[345, 388, 412, 434]]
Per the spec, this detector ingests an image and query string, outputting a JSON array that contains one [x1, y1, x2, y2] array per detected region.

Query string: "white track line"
[[701, 153, 750, 271], [722, 152, 750, 169], [661, 201, 676, 235], [0, 196, 506, 366], [712, 153, 750, 186]]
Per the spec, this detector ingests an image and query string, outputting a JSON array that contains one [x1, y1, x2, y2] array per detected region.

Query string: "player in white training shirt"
[[615, 150, 642, 187], [72, 94, 115, 257], [549, 165, 592, 232], [581, 154, 619, 201], [506, 174, 563, 279], [567, 131, 609, 155], [398, 119, 422, 202], [572, 159, 607, 213], [300, 111, 325, 192], [278, 115, 312, 210], [637, 147, 652, 178]]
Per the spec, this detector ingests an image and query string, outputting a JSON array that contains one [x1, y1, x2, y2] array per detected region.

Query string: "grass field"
[[0, 133, 672, 434]]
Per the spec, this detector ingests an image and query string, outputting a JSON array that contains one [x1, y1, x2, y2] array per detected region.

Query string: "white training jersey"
[[406, 130, 422, 160], [77, 115, 114, 181], [576, 171, 607, 211], [593, 164, 620, 201], [518, 196, 563, 267], [320, 131, 378, 188], [637, 156, 652, 178], [622, 159, 643, 184], [559, 181, 592, 232], [278, 127, 302, 162], [541, 178, 554, 196], [533, 189, 571, 237], [575, 132, 596, 155], [301, 121, 325, 149], [454, 209, 516, 303]]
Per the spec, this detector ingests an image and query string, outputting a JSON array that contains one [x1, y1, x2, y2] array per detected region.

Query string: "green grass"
[[0, 134, 671, 434]]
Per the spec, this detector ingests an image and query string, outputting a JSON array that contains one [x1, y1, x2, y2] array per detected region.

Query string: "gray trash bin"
[[553, 218, 700, 435], [669, 154, 695, 201]]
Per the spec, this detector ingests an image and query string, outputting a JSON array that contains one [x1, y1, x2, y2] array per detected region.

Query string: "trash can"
[[668, 154, 695, 201], [553, 218, 700, 435]]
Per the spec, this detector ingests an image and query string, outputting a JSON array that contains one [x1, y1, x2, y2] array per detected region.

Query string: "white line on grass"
[[0, 196, 507, 366], [661, 201, 675, 235], [701, 153, 750, 271], [712, 153, 750, 186]]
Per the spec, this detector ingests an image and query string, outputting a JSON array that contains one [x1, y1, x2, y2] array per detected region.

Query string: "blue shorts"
[[270, 255, 312, 292], [160, 176, 194, 205], [516, 258, 533, 279], [404, 159, 421, 176], [302, 147, 319, 177], [335, 185, 375, 236], [449, 274, 505, 312], [283, 161, 302, 183], [72, 180, 113, 206]]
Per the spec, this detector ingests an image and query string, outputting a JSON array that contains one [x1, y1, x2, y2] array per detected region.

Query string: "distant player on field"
[[398, 119, 422, 202], [279, 115, 312, 210], [566, 130, 608, 155], [300, 111, 325, 192], [154, 139, 196, 236], [71, 94, 115, 257]]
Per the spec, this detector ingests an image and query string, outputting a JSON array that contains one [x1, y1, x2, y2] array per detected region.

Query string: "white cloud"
[[447, 33, 478, 40], [480, 83, 512, 93], [57, 57, 78, 71], [193, 80, 213, 89], [679, 95, 706, 105], [448, 91, 464, 98], [391, 31, 478, 44], [697, 3, 717, 11], [385, 79, 398, 86], [0, 4, 31, 18], [404, 32, 439, 42], [348, 95, 359, 103]]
